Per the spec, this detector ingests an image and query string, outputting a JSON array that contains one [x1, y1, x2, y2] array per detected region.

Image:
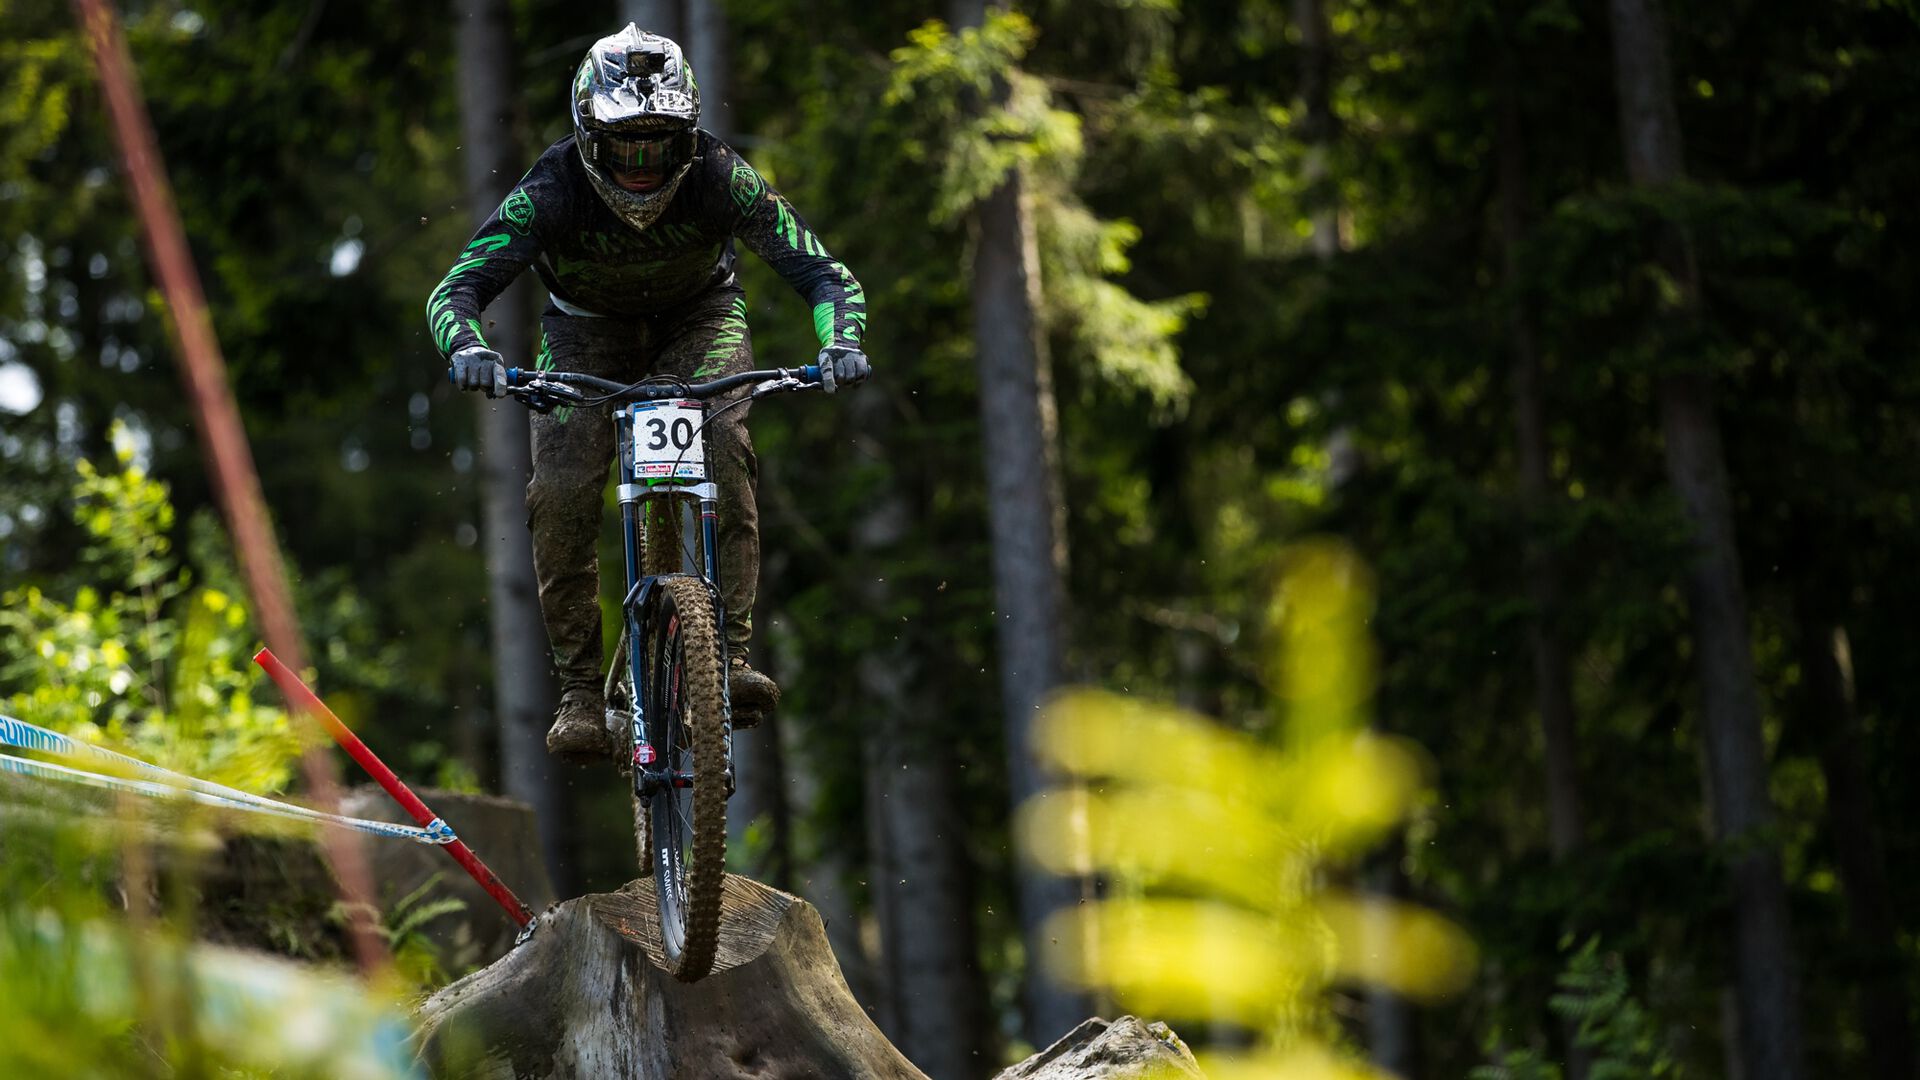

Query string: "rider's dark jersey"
[[426, 132, 866, 358]]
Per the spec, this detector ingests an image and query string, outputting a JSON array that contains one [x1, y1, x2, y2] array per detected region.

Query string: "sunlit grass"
[[1018, 538, 1475, 1076]]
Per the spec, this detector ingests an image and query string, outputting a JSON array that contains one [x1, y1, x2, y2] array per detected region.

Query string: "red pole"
[[70, 0, 389, 975], [255, 649, 536, 929]]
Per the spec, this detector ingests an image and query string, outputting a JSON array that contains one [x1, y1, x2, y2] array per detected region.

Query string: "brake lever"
[[511, 375, 586, 414], [750, 376, 820, 400]]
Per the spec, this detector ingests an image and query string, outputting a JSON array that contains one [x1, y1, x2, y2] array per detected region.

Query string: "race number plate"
[[631, 400, 706, 480]]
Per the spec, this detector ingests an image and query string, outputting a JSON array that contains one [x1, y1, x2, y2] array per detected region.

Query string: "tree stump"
[[991, 1016, 1204, 1080], [411, 874, 930, 1079]]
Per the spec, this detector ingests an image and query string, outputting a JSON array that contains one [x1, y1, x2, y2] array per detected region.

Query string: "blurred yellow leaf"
[[1319, 891, 1478, 1002], [1042, 898, 1333, 1027], [1019, 785, 1306, 910], [1019, 539, 1474, 1076]]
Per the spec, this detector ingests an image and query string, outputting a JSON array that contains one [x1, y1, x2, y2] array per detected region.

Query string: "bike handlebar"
[[500, 365, 823, 410]]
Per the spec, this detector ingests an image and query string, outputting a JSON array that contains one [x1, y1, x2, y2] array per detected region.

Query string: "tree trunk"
[[852, 387, 990, 1079], [455, 0, 569, 896], [1497, 84, 1592, 1076], [776, 665, 883, 1016], [1363, 858, 1419, 1079], [974, 157, 1089, 1059], [1794, 601, 1915, 1080], [1605, 2, 1804, 1075], [1497, 75, 1584, 863], [413, 875, 931, 1078], [1291, 1, 1415, 1067], [621, 0, 683, 40], [952, 0, 1091, 1049], [1660, 376, 1805, 1079], [682, 0, 733, 144]]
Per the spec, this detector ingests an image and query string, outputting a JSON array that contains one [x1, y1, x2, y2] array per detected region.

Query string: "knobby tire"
[[644, 574, 728, 982]]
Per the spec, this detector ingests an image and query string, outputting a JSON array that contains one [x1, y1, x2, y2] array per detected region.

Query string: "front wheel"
[[641, 575, 729, 981]]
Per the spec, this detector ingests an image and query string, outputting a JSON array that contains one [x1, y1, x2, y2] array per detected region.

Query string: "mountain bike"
[[503, 362, 822, 981]]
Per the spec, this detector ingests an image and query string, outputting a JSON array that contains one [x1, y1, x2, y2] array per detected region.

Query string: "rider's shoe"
[[728, 657, 780, 729], [546, 687, 610, 764]]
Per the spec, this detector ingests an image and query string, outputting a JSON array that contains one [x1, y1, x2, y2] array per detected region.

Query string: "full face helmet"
[[572, 25, 700, 232]]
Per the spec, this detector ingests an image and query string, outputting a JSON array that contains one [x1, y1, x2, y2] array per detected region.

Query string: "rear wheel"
[[642, 574, 728, 981]]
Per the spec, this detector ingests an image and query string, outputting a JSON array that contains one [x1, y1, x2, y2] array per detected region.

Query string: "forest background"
[[1, 0, 1917, 1077]]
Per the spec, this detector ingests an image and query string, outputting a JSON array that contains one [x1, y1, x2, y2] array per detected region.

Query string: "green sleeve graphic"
[[732, 183, 867, 350], [425, 212, 541, 358]]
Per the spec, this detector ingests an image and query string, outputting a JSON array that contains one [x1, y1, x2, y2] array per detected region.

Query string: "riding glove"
[[449, 346, 507, 398], [817, 345, 870, 394]]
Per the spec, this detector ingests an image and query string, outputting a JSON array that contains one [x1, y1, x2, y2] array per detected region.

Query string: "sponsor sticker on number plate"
[[632, 400, 706, 480]]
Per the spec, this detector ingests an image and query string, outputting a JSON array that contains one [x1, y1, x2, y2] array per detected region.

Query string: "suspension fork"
[[614, 400, 735, 794], [617, 485, 729, 785]]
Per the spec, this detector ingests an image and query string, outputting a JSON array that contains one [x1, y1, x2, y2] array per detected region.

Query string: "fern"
[[1552, 939, 1685, 1079], [328, 873, 468, 990], [1475, 937, 1685, 1079]]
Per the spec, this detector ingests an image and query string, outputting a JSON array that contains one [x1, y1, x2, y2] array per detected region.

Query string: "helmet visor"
[[605, 133, 678, 171], [595, 129, 693, 191]]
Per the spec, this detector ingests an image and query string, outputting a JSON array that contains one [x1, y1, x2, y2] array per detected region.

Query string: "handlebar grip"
[[504, 367, 525, 387], [800, 365, 822, 383]]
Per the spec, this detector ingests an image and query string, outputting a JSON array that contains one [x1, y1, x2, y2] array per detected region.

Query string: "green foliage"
[[883, 14, 1052, 220], [331, 873, 469, 991], [0, 430, 301, 793], [883, 13, 1201, 411], [1472, 939, 1686, 1080], [1552, 940, 1686, 1079]]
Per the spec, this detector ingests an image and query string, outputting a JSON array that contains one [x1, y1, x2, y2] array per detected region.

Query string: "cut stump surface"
[[412, 874, 928, 1080]]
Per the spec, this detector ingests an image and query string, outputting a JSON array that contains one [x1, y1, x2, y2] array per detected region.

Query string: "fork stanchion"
[[253, 648, 535, 929]]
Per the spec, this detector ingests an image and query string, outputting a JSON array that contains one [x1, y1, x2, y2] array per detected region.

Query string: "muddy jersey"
[[427, 132, 866, 357]]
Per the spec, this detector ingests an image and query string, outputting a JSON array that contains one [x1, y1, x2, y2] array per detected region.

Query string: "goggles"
[[594, 129, 694, 175]]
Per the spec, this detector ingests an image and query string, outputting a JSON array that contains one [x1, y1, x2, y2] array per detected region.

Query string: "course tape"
[[0, 713, 456, 846]]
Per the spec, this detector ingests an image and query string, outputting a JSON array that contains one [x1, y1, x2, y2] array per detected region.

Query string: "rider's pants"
[[524, 285, 759, 698]]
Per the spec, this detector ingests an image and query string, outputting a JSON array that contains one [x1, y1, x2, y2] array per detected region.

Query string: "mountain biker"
[[428, 24, 869, 763]]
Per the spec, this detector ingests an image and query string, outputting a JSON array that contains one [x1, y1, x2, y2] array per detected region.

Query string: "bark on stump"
[[992, 1016, 1204, 1080], [411, 874, 929, 1079]]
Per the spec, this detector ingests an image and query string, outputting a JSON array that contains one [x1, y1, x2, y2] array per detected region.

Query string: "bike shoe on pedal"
[[728, 657, 780, 729], [546, 687, 611, 763]]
